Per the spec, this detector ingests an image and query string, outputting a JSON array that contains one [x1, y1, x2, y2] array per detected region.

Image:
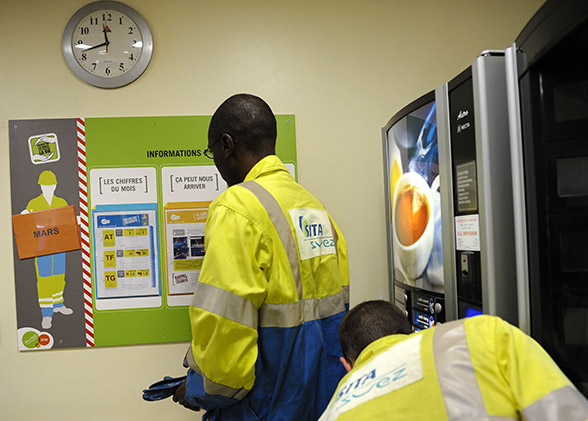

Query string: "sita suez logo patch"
[[28, 133, 61, 165], [289, 208, 336, 261], [320, 335, 423, 420]]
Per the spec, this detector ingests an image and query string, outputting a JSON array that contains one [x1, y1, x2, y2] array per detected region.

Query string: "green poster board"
[[10, 115, 296, 350]]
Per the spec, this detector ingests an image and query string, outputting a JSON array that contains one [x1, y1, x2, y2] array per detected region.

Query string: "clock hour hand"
[[83, 41, 109, 52], [102, 24, 111, 53]]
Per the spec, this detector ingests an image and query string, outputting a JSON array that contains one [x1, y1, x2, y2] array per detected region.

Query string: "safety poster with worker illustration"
[[9, 115, 297, 351]]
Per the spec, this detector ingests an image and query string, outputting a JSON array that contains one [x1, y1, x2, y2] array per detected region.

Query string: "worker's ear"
[[339, 356, 353, 372]]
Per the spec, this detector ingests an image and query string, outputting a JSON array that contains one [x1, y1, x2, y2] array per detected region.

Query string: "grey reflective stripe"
[[433, 320, 488, 419], [260, 289, 347, 327], [522, 385, 588, 421], [240, 180, 302, 299], [191, 280, 347, 329], [186, 346, 250, 400], [342, 285, 350, 304], [191, 281, 258, 329]]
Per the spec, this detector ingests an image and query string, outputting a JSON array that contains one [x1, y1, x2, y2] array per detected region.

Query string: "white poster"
[[455, 214, 481, 251]]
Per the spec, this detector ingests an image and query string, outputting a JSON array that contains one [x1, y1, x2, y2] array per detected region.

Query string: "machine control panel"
[[409, 287, 445, 331]]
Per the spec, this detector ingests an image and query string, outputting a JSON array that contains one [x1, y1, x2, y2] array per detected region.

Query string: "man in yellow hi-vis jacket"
[[173, 94, 350, 420], [319, 300, 588, 421]]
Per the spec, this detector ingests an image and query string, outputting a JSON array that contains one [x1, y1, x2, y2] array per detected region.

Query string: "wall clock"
[[62, 1, 153, 88]]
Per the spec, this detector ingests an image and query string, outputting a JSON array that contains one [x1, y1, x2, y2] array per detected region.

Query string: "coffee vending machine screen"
[[386, 95, 445, 330], [388, 101, 443, 292]]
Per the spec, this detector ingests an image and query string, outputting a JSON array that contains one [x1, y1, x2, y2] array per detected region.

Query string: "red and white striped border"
[[77, 118, 94, 347]]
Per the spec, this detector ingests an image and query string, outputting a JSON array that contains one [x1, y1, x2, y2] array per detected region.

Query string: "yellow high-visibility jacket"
[[185, 155, 350, 420], [320, 315, 588, 421]]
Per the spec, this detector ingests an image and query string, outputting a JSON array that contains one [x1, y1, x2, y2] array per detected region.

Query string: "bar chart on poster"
[[9, 115, 297, 350]]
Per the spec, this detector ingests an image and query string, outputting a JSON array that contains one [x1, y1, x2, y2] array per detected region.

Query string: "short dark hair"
[[208, 93, 277, 156], [339, 300, 413, 362]]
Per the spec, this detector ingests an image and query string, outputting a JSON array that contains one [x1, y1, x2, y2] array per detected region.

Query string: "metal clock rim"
[[62, 0, 153, 89]]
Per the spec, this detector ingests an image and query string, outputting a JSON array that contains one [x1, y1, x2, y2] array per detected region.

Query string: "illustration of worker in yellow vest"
[[21, 170, 73, 329]]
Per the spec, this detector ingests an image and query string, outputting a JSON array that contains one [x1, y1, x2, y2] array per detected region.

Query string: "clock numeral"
[[119, 17, 124, 25], [81, 53, 87, 61], [76, 40, 84, 44], [102, 13, 112, 22], [80, 27, 89, 35], [90, 17, 98, 25], [105, 67, 111, 76], [91, 62, 97, 71], [119, 63, 125, 71], [128, 27, 134, 35], [129, 53, 134, 61]]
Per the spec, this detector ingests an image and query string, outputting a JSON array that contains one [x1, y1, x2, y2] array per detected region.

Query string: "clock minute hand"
[[83, 41, 109, 52]]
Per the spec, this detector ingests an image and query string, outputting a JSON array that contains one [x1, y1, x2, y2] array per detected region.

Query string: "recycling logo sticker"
[[28, 133, 61, 165]]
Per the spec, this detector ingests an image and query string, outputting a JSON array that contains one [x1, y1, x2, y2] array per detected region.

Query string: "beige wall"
[[0, 1, 544, 419]]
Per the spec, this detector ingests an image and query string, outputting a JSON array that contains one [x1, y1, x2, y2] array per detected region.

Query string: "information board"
[[9, 115, 297, 350]]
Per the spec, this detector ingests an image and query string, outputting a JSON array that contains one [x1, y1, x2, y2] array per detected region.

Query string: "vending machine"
[[435, 52, 518, 325], [505, 0, 588, 396], [382, 91, 447, 330]]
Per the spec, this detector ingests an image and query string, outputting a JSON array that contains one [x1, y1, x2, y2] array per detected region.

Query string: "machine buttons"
[[428, 298, 435, 314]]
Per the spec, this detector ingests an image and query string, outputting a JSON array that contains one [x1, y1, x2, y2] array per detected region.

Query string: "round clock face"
[[63, 1, 153, 88], [72, 10, 142, 78]]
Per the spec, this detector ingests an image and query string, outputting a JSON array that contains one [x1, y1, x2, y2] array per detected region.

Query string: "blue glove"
[[142, 375, 187, 401]]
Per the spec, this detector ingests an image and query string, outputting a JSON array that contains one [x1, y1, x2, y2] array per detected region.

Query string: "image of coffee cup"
[[392, 171, 434, 281]]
